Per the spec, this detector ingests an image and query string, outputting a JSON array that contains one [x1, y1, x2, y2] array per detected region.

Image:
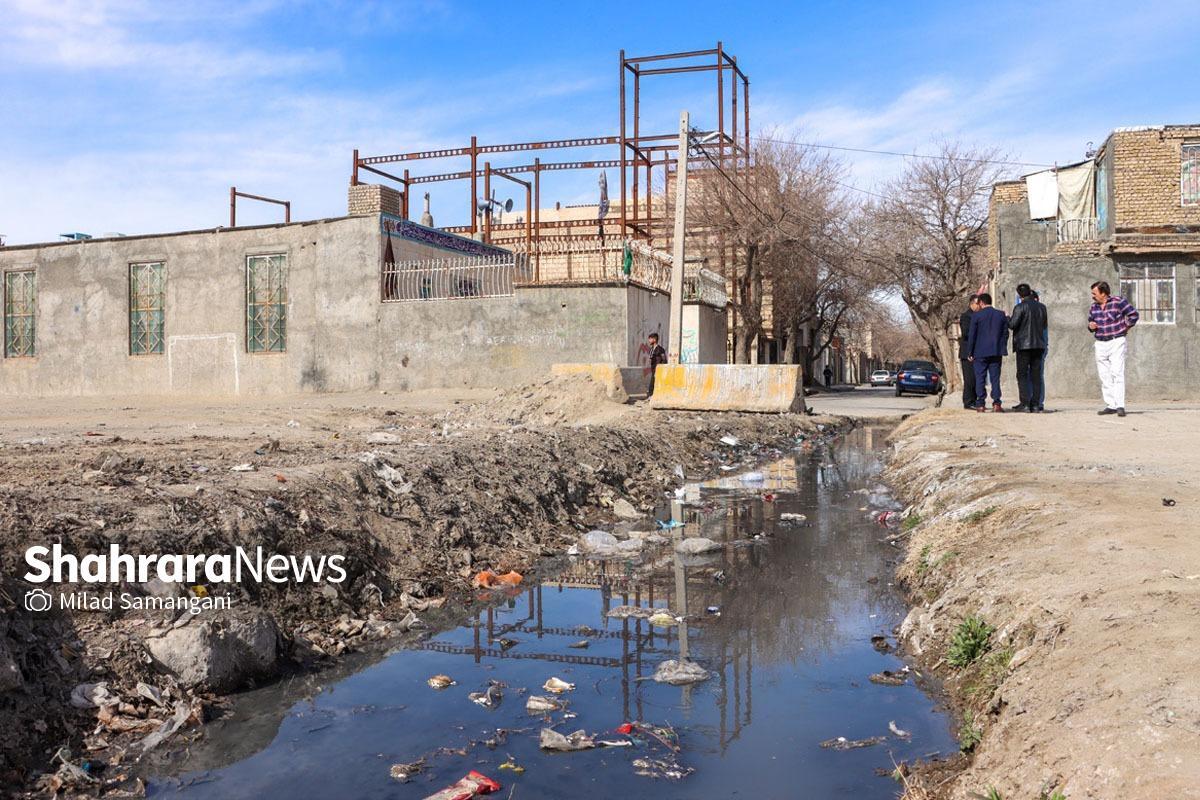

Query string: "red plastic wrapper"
[[422, 771, 501, 800], [615, 722, 635, 735]]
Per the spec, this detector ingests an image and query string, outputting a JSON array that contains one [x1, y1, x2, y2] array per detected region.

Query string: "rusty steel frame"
[[229, 187, 291, 228], [350, 44, 750, 279]]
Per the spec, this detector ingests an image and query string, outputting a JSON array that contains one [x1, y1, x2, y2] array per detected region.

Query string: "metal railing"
[[502, 237, 673, 292], [1057, 217, 1099, 243], [381, 254, 522, 302]]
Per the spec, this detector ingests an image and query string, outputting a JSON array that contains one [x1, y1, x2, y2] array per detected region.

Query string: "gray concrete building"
[[989, 124, 1200, 402], [0, 192, 727, 398]]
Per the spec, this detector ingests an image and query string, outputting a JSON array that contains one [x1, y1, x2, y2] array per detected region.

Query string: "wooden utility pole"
[[668, 110, 689, 364]]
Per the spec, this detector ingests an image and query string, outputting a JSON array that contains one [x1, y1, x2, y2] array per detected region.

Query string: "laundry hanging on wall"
[[1056, 161, 1096, 221], [1025, 170, 1059, 219]]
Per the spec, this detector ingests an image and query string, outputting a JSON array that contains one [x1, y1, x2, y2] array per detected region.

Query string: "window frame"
[[1119, 262, 1176, 325], [3, 269, 36, 358], [245, 253, 288, 353], [128, 261, 166, 356], [1183, 141, 1200, 207]]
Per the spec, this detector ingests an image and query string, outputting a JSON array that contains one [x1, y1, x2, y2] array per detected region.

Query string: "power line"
[[750, 135, 1053, 169]]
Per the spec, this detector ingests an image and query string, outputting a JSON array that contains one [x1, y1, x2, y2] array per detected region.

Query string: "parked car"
[[895, 359, 942, 396], [869, 369, 893, 387]]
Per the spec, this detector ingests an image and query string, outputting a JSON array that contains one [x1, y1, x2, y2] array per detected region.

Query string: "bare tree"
[[862, 141, 1006, 389], [690, 136, 848, 363]]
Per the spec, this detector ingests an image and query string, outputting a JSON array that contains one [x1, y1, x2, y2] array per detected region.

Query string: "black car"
[[895, 359, 942, 396]]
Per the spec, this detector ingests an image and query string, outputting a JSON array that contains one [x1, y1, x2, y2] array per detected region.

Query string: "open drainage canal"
[[149, 425, 955, 798]]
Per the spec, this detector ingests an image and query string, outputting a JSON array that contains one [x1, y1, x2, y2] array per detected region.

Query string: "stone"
[[612, 498, 641, 520], [144, 608, 280, 692], [0, 636, 22, 692]]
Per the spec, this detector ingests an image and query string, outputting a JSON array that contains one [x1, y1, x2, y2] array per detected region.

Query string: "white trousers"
[[1094, 337, 1127, 409]]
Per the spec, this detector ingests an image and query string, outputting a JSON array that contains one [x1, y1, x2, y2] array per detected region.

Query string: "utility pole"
[[668, 110, 689, 364]]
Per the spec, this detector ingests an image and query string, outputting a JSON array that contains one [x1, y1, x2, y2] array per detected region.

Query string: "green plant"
[[1043, 792, 1067, 800], [965, 648, 1013, 700], [902, 512, 922, 531], [959, 710, 983, 751], [916, 544, 933, 574], [964, 506, 997, 524], [981, 788, 1002, 800], [947, 615, 994, 667]]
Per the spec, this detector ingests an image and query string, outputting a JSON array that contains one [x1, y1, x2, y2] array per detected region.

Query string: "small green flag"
[[622, 242, 633, 276]]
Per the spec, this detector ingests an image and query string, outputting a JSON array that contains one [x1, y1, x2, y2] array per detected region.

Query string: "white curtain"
[[1025, 170, 1058, 219], [1057, 161, 1096, 220]]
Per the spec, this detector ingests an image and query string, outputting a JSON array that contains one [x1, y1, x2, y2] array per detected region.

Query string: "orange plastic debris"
[[471, 570, 498, 588], [495, 571, 523, 586]]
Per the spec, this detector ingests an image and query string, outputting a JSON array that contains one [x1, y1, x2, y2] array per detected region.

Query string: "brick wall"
[[348, 183, 402, 216], [1111, 126, 1200, 228], [989, 181, 1028, 268]]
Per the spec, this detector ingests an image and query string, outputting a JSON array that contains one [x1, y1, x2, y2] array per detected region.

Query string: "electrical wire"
[[750, 135, 1052, 169]]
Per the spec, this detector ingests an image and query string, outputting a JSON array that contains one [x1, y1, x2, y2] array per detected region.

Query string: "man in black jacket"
[[958, 295, 981, 409], [1008, 283, 1049, 412]]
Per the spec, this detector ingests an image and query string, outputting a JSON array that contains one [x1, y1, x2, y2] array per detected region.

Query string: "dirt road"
[[0, 377, 838, 795], [885, 404, 1200, 799]]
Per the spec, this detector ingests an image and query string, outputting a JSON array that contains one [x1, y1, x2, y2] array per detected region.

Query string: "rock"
[[144, 608, 280, 692], [366, 432, 403, 445], [612, 499, 641, 520], [674, 537, 722, 555]]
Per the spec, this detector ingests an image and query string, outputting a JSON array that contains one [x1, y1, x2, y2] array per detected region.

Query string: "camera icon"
[[24, 588, 53, 613]]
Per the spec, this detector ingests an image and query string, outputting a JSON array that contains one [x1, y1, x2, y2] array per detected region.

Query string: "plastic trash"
[[70, 682, 117, 709], [539, 728, 595, 751], [719, 435, 740, 446], [819, 735, 885, 750], [655, 518, 684, 530], [615, 722, 635, 735], [779, 513, 807, 524], [469, 682, 503, 708], [286, 419, 300, 428], [229, 463, 256, 472], [674, 537, 721, 555], [525, 695, 560, 714], [888, 721, 911, 739], [421, 771, 501, 800], [427, 675, 456, 689], [653, 659, 709, 685], [471, 570, 524, 588], [390, 760, 424, 782], [648, 612, 677, 627], [543, 677, 575, 694], [498, 760, 525, 774], [567, 639, 590, 649], [869, 669, 908, 686], [739, 471, 764, 483], [607, 605, 657, 619], [705, 605, 721, 616], [579, 530, 620, 552]]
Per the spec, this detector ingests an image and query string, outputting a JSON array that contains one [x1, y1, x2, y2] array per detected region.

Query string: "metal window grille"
[[1119, 263, 1175, 324], [682, 266, 729, 308], [381, 255, 516, 302], [246, 254, 287, 352], [1056, 217, 1099, 243], [1182, 142, 1200, 206], [129, 262, 165, 355], [4, 270, 35, 357]]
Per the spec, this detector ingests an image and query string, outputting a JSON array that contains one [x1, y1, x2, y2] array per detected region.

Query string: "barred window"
[[1119, 263, 1175, 324], [246, 254, 287, 352], [1183, 142, 1200, 206], [129, 262, 165, 355], [4, 270, 36, 357]]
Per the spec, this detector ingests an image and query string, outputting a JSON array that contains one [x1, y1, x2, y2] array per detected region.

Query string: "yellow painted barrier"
[[648, 364, 806, 413], [549, 363, 630, 402]]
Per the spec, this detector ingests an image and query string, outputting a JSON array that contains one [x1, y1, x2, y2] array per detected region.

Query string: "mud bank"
[[882, 408, 1200, 800], [0, 378, 839, 796]]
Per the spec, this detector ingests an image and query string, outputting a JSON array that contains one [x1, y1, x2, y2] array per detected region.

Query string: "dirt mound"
[[456, 374, 632, 428]]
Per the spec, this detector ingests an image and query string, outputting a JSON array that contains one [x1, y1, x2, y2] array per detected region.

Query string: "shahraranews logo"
[[24, 544, 347, 585]]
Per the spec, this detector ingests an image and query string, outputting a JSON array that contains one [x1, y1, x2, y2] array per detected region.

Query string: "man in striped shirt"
[[1087, 280, 1139, 417]]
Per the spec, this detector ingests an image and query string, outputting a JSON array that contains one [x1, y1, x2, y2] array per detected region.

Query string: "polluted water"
[[146, 426, 955, 798]]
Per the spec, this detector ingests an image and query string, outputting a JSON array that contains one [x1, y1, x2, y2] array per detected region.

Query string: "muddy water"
[[149, 426, 955, 798]]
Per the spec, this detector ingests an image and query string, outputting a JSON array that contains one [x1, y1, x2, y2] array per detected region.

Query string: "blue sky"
[[1, 0, 1196, 244]]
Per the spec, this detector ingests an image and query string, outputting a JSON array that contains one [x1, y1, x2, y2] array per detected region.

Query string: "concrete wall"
[[996, 253, 1200, 402], [681, 303, 728, 364], [626, 285, 670, 366], [376, 285, 654, 390], [0, 216, 384, 397], [0, 215, 669, 397]]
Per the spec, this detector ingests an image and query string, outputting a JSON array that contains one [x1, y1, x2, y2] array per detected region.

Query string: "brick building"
[[989, 124, 1200, 401]]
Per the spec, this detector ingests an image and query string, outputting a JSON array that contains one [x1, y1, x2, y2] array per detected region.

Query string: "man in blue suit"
[[966, 292, 1009, 413]]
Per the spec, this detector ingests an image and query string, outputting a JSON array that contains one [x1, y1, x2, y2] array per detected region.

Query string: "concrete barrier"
[[550, 363, 639, 402], [648, 364, 806, 413]]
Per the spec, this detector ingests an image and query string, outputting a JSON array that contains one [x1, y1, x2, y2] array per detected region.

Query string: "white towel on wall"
[[1057, 161, 1096, 221]]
